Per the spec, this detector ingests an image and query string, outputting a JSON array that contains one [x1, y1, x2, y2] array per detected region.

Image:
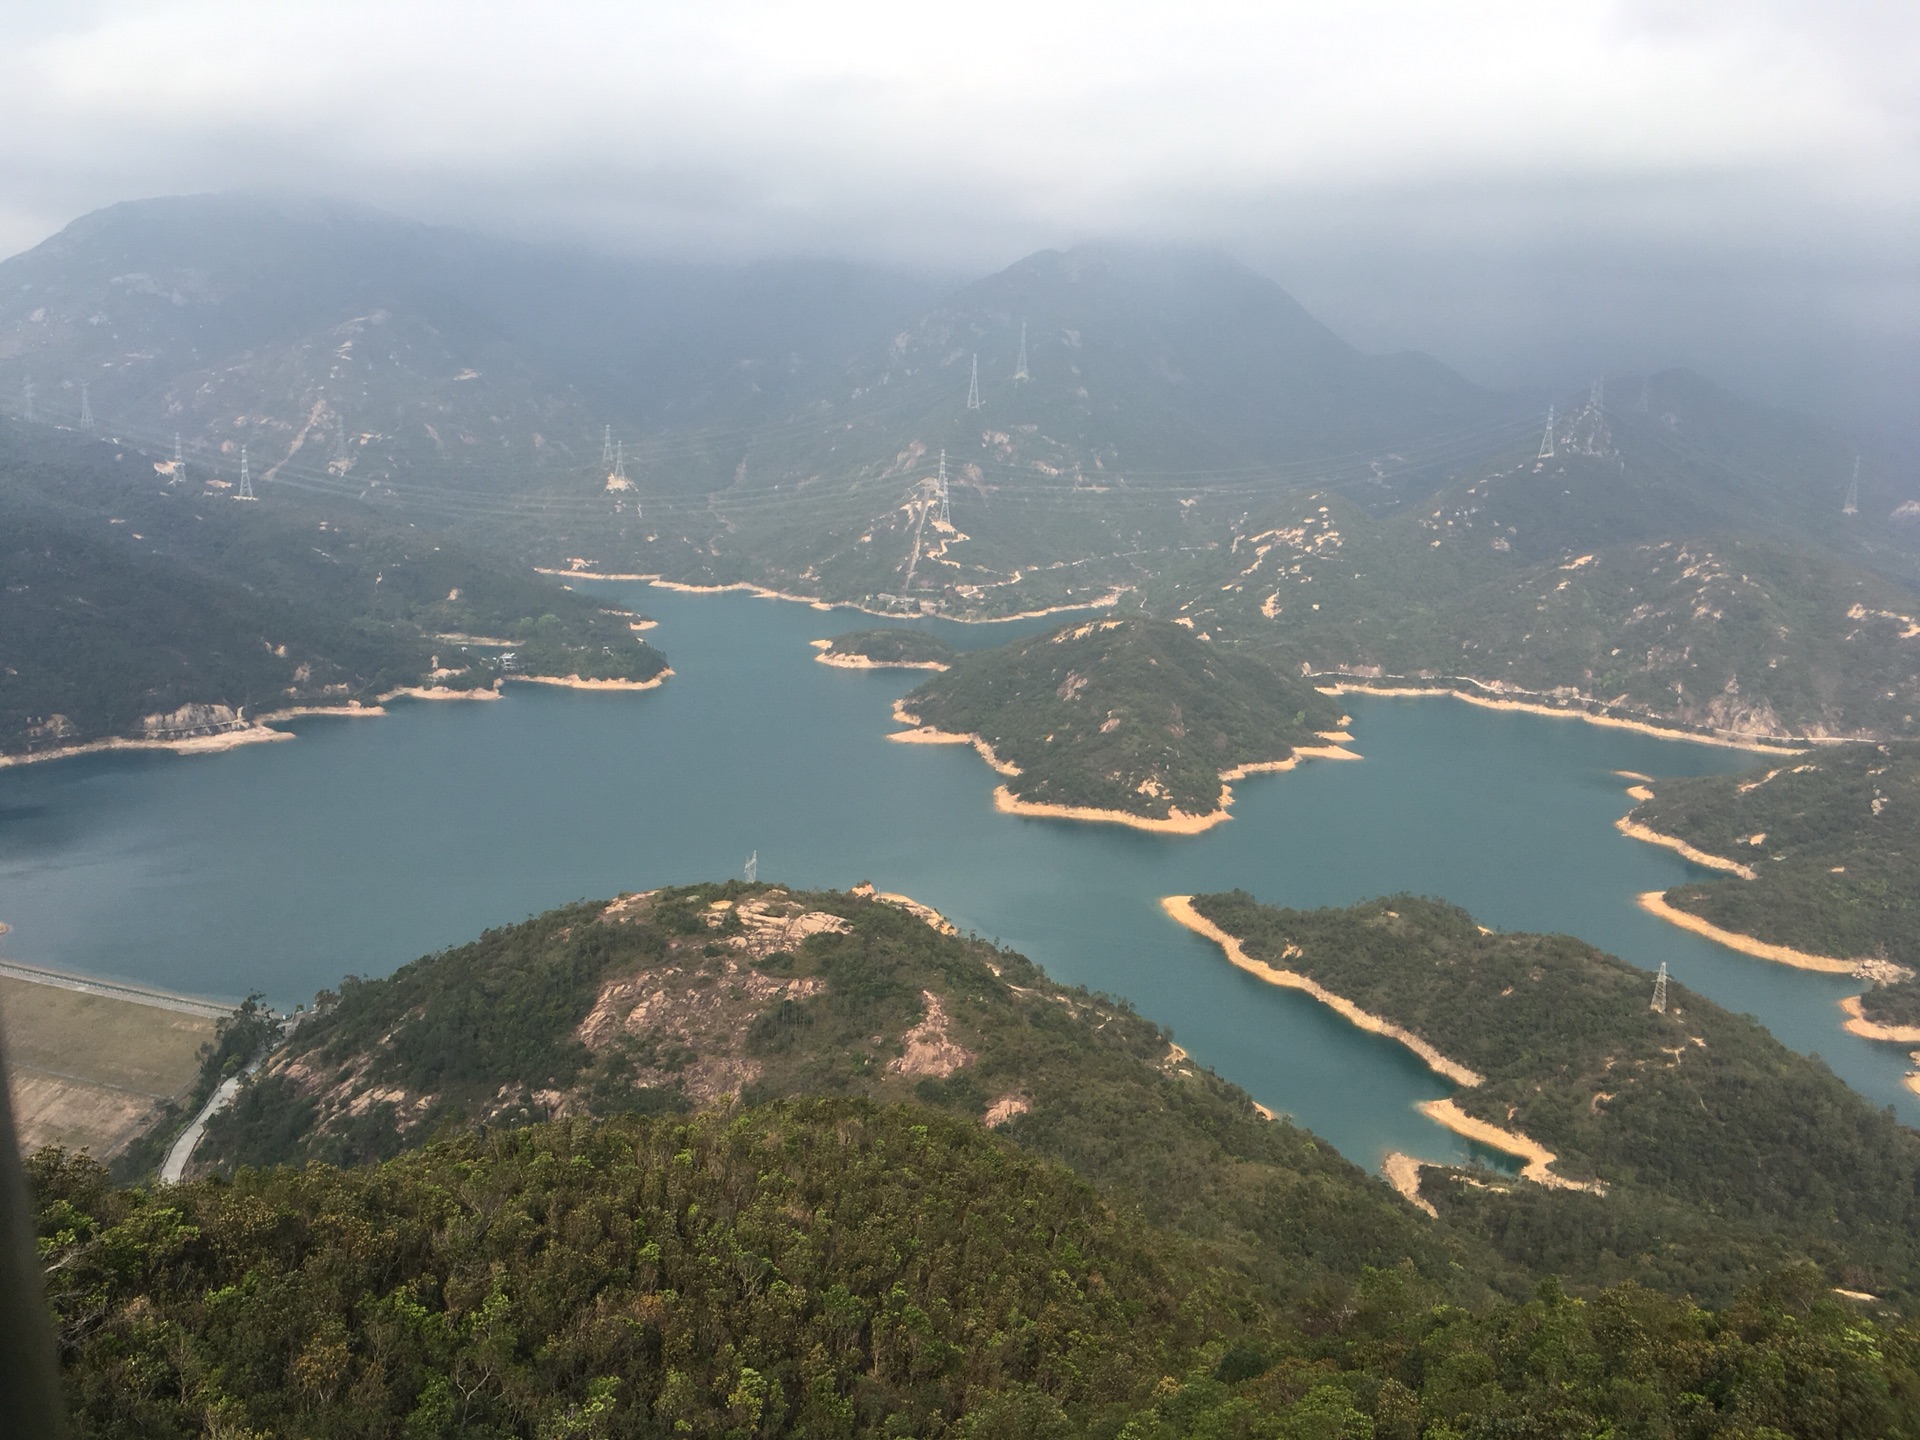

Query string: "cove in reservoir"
[[0, 584, 1900, 1170]]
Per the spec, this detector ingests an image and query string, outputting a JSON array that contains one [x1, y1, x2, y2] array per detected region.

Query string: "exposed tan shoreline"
[[1635, 890, 1857, 973], [1417, 1100, 1604, 1193], [892, 702, 1361, 833], [1615, 817, 1757, 878], [541, 566, 1123, 625], [376, 685, 501, 703], [1161, 897, 1484, 1085], [1382, 1152, 1437, 1216], [3, 671, 671, 770], [886, 702, 1022, 776], [1314, 682, 1808, 754], [1839, 995, 1920, 1044], [0, 725, 294, 768], [506, 669, 673, 693], [1165, 896, 1604, 1193], [810, 640, 950, 672]]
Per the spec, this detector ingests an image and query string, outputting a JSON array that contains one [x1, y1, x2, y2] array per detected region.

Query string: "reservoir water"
[[0, 584, 1902, 1170]]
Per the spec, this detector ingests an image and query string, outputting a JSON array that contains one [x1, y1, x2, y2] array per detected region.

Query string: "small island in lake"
[[889, 616, 1352, 830], [812, 628, 956, 670]]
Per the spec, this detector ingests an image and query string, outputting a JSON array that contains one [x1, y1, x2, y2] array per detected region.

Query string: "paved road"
[[0, 958, 234, 1019]]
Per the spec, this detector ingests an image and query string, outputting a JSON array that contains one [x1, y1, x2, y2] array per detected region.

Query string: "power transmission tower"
[[236, 446, 255, 501], [601, 425, 613, 464], [79, 382, 93, 431], [332, 416, 349, 463], [1013, 321, 1029, 382], [612, 441, 627, 487], [172, 433, 185, 484], [744, 850, 757, 884], [966, 354, 982, 410], [20, 375, 32, 422], [1843, 458, 1860, 516], [935, 449, 951, 527], [1535, 406, 1555, 461], [1650, 962, 1668, 1014]]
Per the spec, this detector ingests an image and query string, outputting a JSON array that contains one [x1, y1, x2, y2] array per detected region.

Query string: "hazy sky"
[[4, 1, 1916, 432]]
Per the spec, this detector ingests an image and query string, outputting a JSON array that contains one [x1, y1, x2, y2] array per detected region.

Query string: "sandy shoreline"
[[811, 641, 950, 672], [1839, 995, 1920, 1044], [506, 669, 673, 693], [1165, 895, 1605, 1193], [886, 702, 1023, 776], [541, 567, 1124, 625], [1314, 682, 1809, 754], [376, 685, 501, 703], [1634, 891, 1857, 973], [1161, 897, 1484, 1085], [1382, 1152, 1437, 1216], [4, 670, 672, 770], [892, 701, 1362, 833], [0, 725, 294, 768], [1615, 817, 1757, 878], [1417, 1100, 1605, 1193]]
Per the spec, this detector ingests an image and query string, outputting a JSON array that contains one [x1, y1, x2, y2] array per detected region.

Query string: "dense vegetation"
[[817, 628, 955, 667], [198, 884, 1474, 1312], [1629, 744, 1920, 994], [1189, 891, 1920, 1304], [0, 424, 666, 755], [899, 618, 1342, 818], [34, 1107, 1920, 1437]]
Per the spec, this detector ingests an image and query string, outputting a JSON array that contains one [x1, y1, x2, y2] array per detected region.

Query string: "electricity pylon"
[[966, 354, 982, 410]]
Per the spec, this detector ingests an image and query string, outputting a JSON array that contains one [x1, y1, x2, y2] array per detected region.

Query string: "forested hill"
[[0, 424, 666, 756], [1186, 891, 1920, 1305], [892, 617, 1345, 822], [197, 882, 1473, 1313], [1628, 743, 1920, 1021], [37, 1107, 1920, 1438]]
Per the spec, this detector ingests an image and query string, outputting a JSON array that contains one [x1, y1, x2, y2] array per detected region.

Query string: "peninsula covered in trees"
[[887, 616, 1349, 828], [1178, 889, 1920, 1304]]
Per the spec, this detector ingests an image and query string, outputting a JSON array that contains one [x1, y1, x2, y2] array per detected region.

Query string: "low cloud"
[[2, 1, 1914, 431]]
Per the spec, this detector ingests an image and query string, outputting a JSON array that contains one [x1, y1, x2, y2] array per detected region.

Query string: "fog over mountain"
[[1, 2, 1916, 440]]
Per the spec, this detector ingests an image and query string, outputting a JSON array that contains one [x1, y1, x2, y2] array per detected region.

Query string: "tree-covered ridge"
[[1187, 891, 1920, 1304], [1629, 744, 1920, 990], [33, 1107, 1920, 1438], [897, 617, 1343, 819], [815, 628, 956, 668], [0, 424, 666, 755], [198, 883, 1477, 1311]]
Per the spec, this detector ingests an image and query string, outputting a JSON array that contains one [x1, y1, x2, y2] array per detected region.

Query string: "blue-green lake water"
[[0, 583, 1904, 1170]]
